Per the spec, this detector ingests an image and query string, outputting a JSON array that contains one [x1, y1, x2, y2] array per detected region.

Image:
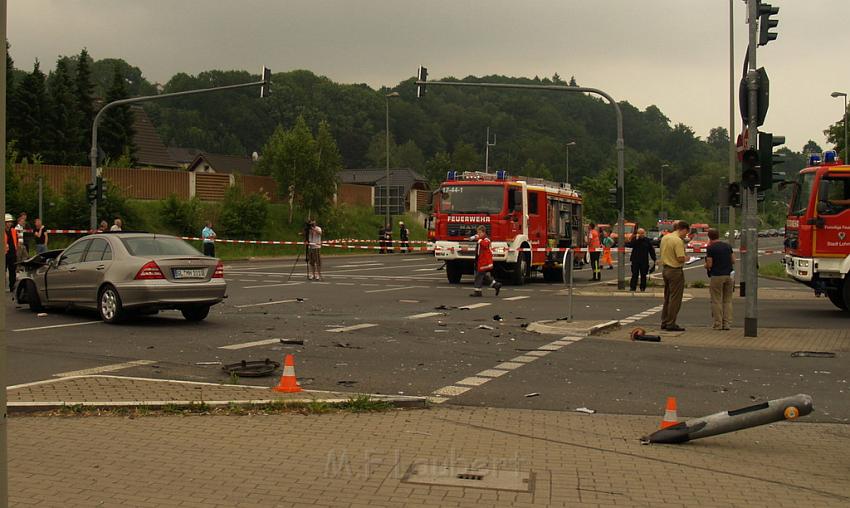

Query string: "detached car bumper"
[[114, 279, 227, 309]]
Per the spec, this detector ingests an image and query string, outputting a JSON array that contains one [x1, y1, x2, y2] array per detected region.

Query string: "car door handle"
[[96, 265, 106, 271], [68, 267, 77, 272]]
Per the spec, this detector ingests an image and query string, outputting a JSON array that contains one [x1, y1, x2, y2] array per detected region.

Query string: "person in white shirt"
[[15, 213, 28, 262], [110, 218, 123, 231], [307, 220, 323, 281]]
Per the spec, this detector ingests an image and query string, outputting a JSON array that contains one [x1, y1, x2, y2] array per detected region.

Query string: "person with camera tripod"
[[306, 220, 323, 281]]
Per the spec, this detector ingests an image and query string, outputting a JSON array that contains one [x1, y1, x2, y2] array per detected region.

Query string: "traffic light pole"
[[89, 78, 269, 230], [415, 78, 628, 290], [744, 0, 760, 337]]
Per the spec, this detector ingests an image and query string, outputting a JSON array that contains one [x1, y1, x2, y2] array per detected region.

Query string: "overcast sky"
[[8, 1, 850, 152]]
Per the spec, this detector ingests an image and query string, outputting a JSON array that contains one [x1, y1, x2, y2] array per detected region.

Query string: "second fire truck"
[[432, 171, 584, 284]]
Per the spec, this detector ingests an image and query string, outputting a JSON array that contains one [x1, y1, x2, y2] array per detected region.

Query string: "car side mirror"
[[817, 201, 828, 214]]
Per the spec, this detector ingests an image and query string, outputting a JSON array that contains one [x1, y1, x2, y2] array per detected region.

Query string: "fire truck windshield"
[[440, 185, 504, 214], [791, 172, 815, 216]]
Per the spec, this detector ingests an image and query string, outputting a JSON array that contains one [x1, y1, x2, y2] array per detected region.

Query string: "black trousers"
[[589, 252, 601, 279], [6, 253, 16, 292], [630, 261, 649, 291], [203, 242, 215, 257]]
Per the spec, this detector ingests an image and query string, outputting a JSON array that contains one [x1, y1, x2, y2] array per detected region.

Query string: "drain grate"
[[402, 464, 533, 492]]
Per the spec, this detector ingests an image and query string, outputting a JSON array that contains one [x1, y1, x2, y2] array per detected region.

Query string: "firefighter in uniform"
[[470, 225, 502, 297]]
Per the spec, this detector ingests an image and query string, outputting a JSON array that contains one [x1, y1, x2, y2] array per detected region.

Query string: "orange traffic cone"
[[659, 396, 678, 429], [272, 354, 303, 393]]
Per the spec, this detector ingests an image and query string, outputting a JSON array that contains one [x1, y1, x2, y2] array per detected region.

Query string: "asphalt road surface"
[[7, 237, 848, 423]]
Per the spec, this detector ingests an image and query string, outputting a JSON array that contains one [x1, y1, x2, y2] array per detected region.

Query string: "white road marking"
[[477, 369, 509, 378], [414, 268, 437, 272], [234, 299, 299, 309], [243, 282, 303, 289], [365, 285, 426, 293], [335, 282, 356, 286], [326, 323, 378, 333], [407, 312, 443, 320], [336, 263, 384, 268], [54, 360, 156, 377], [219, 338, 283, 350], [433, 385, 472, 397], [510, 355, 538, 363], [537, 344, 564, 351], [503, 296, 530, 301], [524, 350, 551, 357], [494, 362, 525, 370], [455, 377, 492, 387], [459, 303, 492, 310], [12, 321, 101, 333]]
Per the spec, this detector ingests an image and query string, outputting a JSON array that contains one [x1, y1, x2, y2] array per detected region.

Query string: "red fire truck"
[[433, 171, 583, 285], [783, 151, 850, 313]]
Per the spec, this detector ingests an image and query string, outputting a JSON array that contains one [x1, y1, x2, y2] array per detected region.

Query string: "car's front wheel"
[[98, 285, 125, 323], [181, 305, 211, 322]]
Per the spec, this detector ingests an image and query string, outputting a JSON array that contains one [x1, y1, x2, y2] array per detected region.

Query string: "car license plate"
[[173, 268, 207, 279]]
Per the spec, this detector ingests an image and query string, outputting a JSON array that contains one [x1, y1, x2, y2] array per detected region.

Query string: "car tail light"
[[135, 261, 165, 280], [213, 261, 224, 278]]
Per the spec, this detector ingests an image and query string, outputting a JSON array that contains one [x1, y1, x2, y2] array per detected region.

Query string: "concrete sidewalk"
[[6, 375, 425, 411], [9, 406, 850, 507], [596, 325, 850, 353]]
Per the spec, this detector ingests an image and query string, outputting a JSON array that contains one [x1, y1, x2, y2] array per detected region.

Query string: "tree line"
[[7, 44, 844, 228]]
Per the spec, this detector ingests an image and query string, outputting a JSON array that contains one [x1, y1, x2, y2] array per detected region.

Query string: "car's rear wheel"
[[181, 305, 211, 322], [98, 285, 125, 323]]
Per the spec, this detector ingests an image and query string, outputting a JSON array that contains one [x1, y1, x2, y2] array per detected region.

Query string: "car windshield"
[[121, 237, 201, 257], [791, 172, 816, 216], [440, 185, 504, 214]]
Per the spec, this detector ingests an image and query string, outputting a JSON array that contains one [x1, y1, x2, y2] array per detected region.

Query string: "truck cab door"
[[814, 175, 850, 255]]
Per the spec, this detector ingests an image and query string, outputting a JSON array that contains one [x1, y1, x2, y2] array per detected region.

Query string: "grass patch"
[[759, 261, 789, 279], [340, 395, 393, 413]]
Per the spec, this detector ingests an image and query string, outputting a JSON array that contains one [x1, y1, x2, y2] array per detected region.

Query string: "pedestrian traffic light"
[[728, 182, 741, 208], [608, 187, 617, 206], [758, 132, 785, 189], [416, 66, 428, 98], [758, 2, 779, 46], [86, 182, 97, 204], [260, 66, 271, 98], [739, 68, 770, 126], [741, 148, 760, 190]]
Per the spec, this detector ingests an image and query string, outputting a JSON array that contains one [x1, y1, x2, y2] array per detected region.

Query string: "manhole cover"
[[401, 464, 533, 492]]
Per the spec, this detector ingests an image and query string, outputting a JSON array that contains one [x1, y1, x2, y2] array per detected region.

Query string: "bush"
[[160, 194, 202, 236], [219, 186, 269, 239]]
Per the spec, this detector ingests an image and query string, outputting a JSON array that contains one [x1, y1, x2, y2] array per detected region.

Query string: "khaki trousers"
[[709, 275, 734, 328], [661, 266, 685, 327]]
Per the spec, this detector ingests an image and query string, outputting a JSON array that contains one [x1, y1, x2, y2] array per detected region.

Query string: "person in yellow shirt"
[[659, 221, 690, 331]]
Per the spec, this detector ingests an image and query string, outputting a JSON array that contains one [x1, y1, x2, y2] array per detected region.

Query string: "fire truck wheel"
[[826, 289, 847, 311], [446, 261, 463, 284], [511, 253, 530, 286]]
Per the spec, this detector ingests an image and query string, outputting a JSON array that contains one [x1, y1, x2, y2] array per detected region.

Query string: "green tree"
[[75, 48, 95, 156], [9, 61, 49, 160], [706, 127, 729, 150], [46, 58, 82, 164], [395, 140, 425, 172], [160, 194, 202, 236], [366, 131, 396, 168], [451, 141, 480, 170], [824, 114, 847, 160], [219, 186, 269, 239], [308, 120, 342, 216], [802, 140, 822, 154], [5, 40, 13, 97], [423, 151, 451, 187], [99, 64, 137, 164]]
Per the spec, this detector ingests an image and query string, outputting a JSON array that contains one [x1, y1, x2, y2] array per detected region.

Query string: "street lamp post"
[[831, 91, 848, 161], [660, 163, 669, 220], [385, 92, 400, 229], [565, 141, 576, 185]]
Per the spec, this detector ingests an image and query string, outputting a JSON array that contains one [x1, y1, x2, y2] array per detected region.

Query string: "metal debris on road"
[[36, 313, 48, 317], [337, 380, 358, 386], [477, 325, 494, 330], [524, 392, 540, 398], [280, 338, 305, 345], [335, 342, 363, 349], [791, 351, 836, 358], [630, 328, 661, 342], [195, 361, 221, 366], [493, 315, 503, 321], [575, 407, 596, 414]]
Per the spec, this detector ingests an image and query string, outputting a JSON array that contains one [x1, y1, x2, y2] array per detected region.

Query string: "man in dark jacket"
[[625, 228, 656, 292]]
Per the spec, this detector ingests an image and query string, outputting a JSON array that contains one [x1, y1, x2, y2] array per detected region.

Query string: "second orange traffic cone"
[[272, 354, 303, 393], [659, 396, 678, 429]]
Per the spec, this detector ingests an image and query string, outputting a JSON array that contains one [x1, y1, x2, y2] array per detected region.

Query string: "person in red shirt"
[[587, 222, 602, 281], [470, 225, 502, 297]]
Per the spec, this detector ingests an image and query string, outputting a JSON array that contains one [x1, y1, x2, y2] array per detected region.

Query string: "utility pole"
[[385, 91, 400, 228], [484, 127, 496, 173], [744, 0, 759, 337], [1, 0, 9, 503], [565, 141, 575, 185], [728, 0, 737, 245], [89, 69, 272, 229]]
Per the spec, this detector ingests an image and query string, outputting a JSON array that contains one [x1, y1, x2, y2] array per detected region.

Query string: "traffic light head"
[[416, 66, 428, 98], [728, 182, 741, 208], [260, 66, 271, 98], [86, 183, 97, 204], [758, 132, 785, 189], [741, 148, 760, 190], [758, 3, 780, 46]]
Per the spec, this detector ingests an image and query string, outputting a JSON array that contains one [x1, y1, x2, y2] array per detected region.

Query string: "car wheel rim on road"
[[101, 290, 117, 320]]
